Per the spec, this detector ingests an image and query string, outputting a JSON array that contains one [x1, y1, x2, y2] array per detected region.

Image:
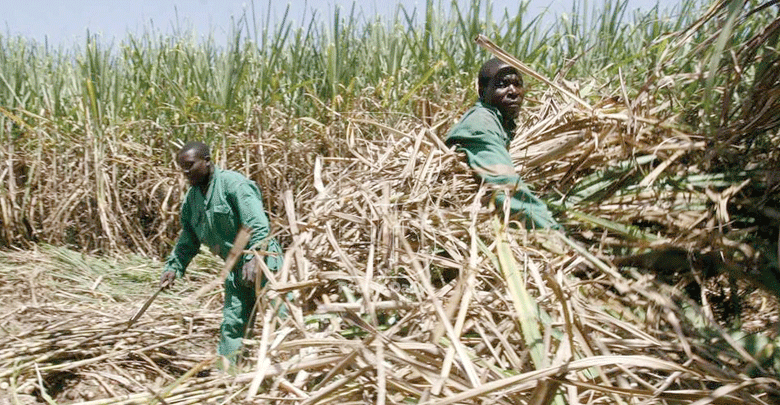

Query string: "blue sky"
[[2, 0, 674, 47]]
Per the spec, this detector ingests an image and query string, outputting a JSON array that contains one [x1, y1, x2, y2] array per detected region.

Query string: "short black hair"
[[478, 58, 521, 95], [178, 141, 210, 160]]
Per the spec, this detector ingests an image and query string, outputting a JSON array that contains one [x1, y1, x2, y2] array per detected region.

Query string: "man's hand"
[[242, 256, 258, 284], [160, 270, 176, 289]]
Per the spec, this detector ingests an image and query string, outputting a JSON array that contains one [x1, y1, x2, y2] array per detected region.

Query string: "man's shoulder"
[[460, 102, 500, 123], [446, 102, 504, 142], [214, 169, 262, 197], [215, 168, 251, 185]]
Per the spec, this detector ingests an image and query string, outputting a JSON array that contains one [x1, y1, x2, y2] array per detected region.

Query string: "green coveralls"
[[445, 101, 561, 230], [163, 168, 283, 363]]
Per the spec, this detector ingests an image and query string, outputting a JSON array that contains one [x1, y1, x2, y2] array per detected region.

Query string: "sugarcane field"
[[2, 0, 780, 403]]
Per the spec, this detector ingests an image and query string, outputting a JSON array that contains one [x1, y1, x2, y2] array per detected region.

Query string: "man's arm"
[[228, 180, 273, 283], [496, 186, 561, 230], [447, 127, 519, 185], [449, 128, 561, 230], [161, 203, 201, 287]]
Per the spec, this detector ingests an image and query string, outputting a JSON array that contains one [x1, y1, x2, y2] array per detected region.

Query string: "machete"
[[128, 226, 252, 325], [127, 280, 168, 328]]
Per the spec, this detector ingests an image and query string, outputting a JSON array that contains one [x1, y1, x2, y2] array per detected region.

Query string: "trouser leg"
[[217, 243, 285, 365], [218, 271, 257, 364]]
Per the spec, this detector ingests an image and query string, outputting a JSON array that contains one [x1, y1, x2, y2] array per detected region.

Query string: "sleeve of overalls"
[[496, 185, 562, 230], [448, 126, 561, 230], [164, 201, 201, 278], [446, 125, 519, 185], [228, 180, 272, 265]]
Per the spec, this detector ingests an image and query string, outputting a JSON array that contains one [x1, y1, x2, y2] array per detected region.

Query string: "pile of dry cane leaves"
[[3, 46, 780, 405]]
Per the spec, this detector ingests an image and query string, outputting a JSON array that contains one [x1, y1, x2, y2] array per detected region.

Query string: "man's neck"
[[197, 166, 215, 195], [478, 100, 516, 133], [502, 117, 516, 133]]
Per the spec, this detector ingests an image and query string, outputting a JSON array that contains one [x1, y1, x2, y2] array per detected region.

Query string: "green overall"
[[446, 101, 561, 230], [163, 168, 283, 363]]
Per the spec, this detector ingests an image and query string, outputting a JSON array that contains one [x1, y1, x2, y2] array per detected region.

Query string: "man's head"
[[177, 141, 212, 187], [478, 58, 524, 123]]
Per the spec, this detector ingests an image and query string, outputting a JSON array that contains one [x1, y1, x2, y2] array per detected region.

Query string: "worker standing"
[[159, 141, 283, 369]]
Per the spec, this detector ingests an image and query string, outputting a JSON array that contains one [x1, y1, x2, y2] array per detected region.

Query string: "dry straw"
[[2, 86, 779, 402], [3, 5, 780, 401]]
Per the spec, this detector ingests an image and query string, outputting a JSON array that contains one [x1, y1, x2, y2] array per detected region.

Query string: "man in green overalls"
[[446, 58, 561, 230], [159, 141, 283, 367]]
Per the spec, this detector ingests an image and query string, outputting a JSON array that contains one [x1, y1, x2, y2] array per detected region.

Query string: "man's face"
[[481, 68, 524, 120], [177, 149, 210, 187]]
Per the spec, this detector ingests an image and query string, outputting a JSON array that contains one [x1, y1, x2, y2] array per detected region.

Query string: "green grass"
[[0, 0, 702, 142]]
